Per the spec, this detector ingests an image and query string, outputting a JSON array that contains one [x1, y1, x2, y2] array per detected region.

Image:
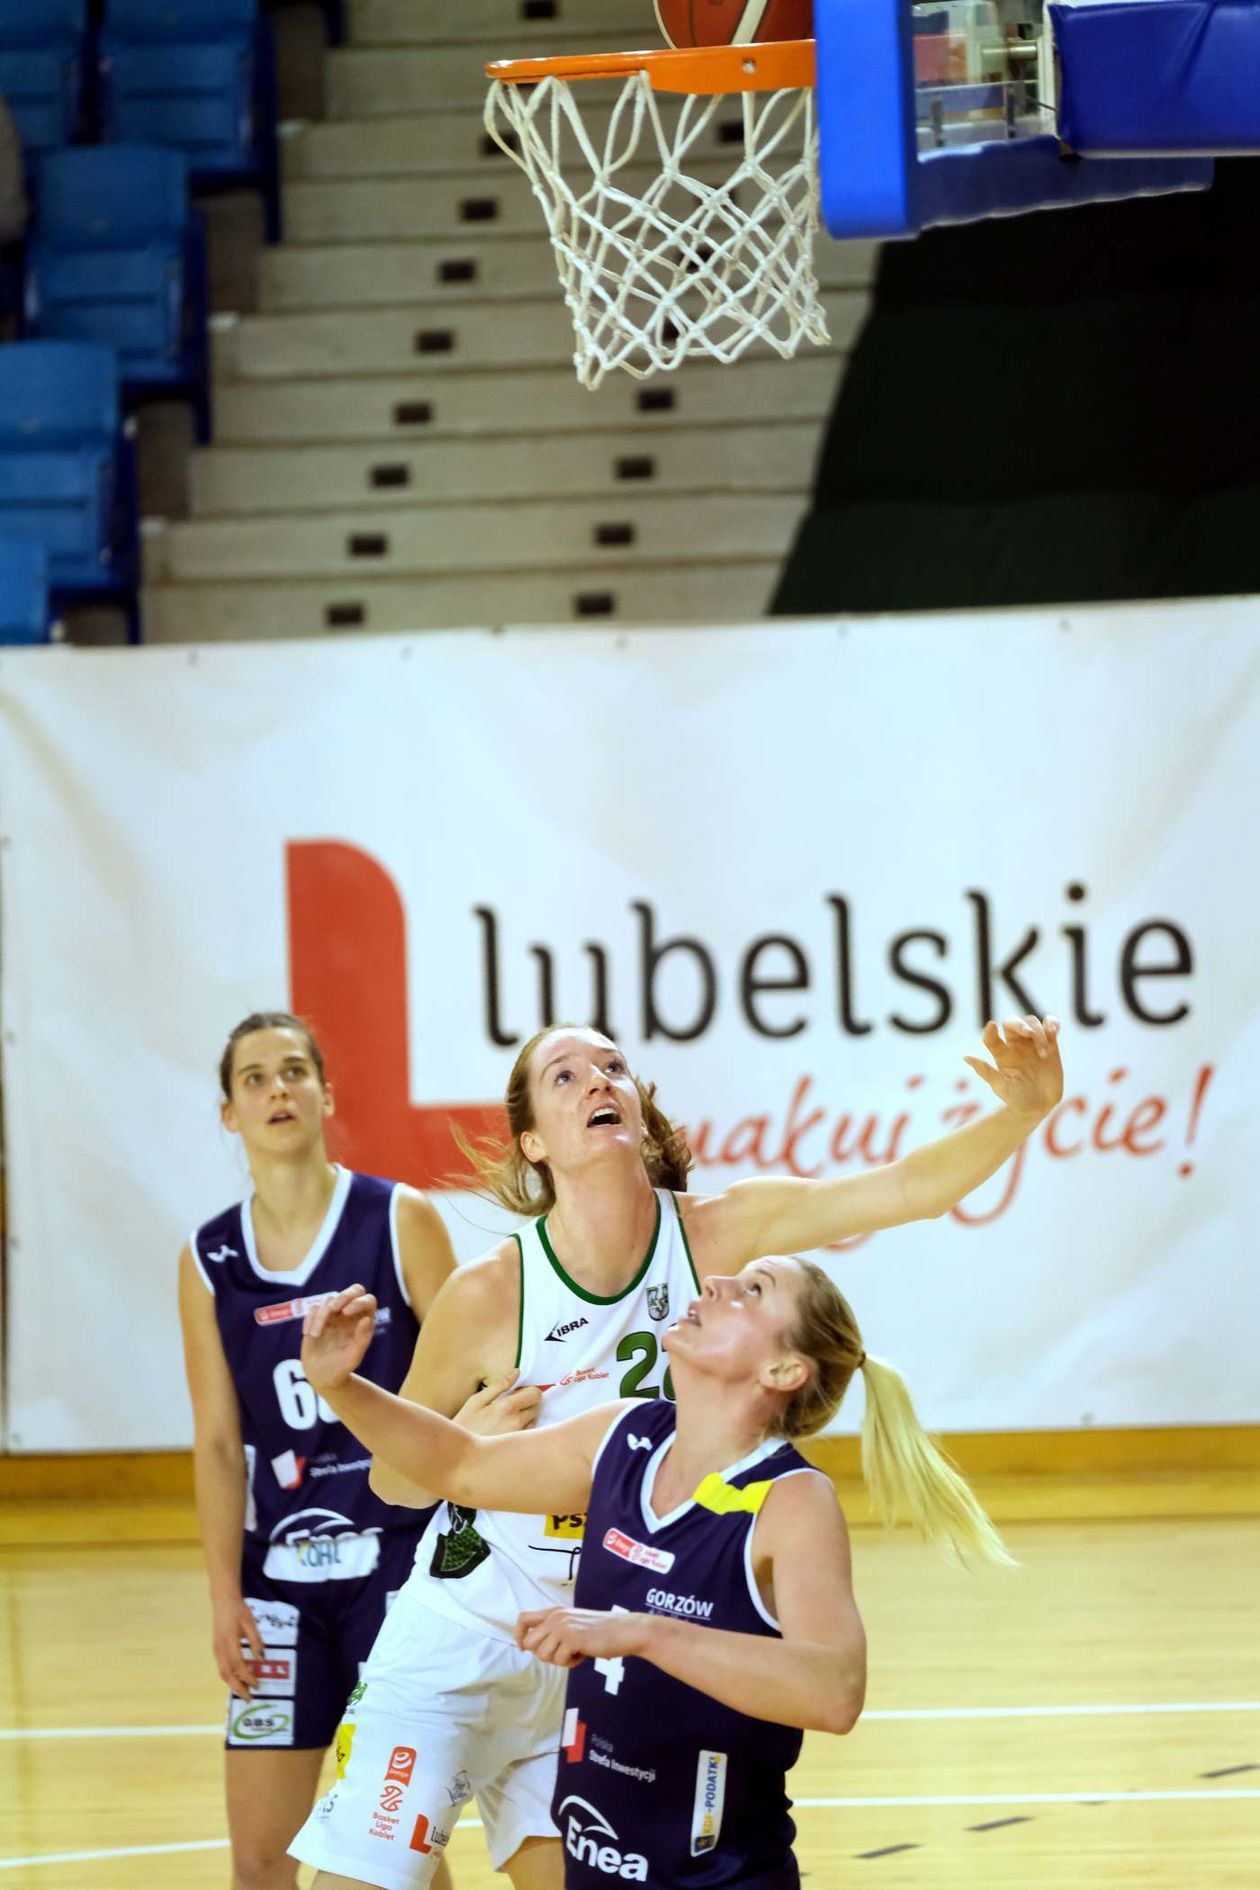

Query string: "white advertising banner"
[[0, 603, 1255, 1451]]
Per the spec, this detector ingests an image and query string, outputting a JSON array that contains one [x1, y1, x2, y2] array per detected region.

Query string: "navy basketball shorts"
[[225, 1527, 423, 1752]]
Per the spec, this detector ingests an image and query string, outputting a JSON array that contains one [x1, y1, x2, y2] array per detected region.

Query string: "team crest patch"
[[646, 1284, 670, 1322]]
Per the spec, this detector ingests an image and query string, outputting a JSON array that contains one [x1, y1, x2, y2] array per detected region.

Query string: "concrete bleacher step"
[[189, 422, 822, 516], [327, 37, 632, 115], [349, 0, 647, 46], [143, 560, 784, 639], [210, 355, 845, 443], [145, 492, 806, 583], [258, 234, 880, 311], [213, 294, 865, 379], [283, 99, 747, 179]]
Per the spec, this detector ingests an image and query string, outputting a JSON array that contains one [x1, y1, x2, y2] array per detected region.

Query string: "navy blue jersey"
[[191, 1167, 424, 1578], [554, 1397, 813, 1890]]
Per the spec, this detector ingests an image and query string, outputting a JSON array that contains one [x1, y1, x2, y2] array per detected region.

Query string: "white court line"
[[0, 1839, 229, 1871], [2, 1700, 1259, 1741], [4, 1792, 1259, 1871]]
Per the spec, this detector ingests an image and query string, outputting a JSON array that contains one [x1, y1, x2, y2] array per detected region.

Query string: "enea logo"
[[558, 1796, 648, 1881], [690, 1749, 727, 1856], [228, 1701, 293, 1746], [386, 1746, 417, 1787]]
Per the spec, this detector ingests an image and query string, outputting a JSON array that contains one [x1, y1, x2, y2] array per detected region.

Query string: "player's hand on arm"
[[515, 1606, 640, 1669], [304, 1288, 625, 1515], [456, 1372, 543, 1438], [599, 1473, 865, 1735], [684, 1017, 1063, 1266]]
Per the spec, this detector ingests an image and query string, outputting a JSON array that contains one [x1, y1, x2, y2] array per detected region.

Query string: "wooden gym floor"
[[2, 1472, 1258, 1889]]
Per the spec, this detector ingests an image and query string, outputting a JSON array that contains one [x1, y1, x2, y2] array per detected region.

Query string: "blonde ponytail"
[[780, 1259, 1012, 1568], [859, 1354, 1014, 1568]]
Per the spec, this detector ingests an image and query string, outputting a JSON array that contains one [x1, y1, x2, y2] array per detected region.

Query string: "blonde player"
[[290, 1017, 1062, 1890]]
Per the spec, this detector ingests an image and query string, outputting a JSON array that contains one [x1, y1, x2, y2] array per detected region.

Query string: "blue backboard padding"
[[914, 136, 1213, 228], [818, 0, 1217, 236], [816, 0, 916, 238], [1054, 0, 1260, 154]]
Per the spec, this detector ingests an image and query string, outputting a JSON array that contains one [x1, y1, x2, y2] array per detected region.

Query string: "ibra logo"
[[557, 1796, 648, 1881]]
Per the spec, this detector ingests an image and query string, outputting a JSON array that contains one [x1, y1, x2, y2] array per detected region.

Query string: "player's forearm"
[[368, 1458, 439, 1508], [634, 1616, 865, 1735], [323, 1372, 478, 1500], [191, 1439, 249, 1601], [897, 1100, 1046, 1219]]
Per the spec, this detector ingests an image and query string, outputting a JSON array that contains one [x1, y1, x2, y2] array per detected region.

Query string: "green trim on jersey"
[[537, 1192, 662, 1306], [511, 1230, 525, 1370], [672, 1192, 702, 1291]]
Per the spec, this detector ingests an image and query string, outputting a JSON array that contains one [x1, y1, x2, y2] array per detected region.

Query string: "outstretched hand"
[[301, 1284, 377, 1395], [964, 1016, 1063, 1118]]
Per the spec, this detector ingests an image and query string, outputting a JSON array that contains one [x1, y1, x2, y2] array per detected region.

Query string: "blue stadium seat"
[[0, 0, 88, 155], [99, 0, 281, 240], [0, 538, 54, 644], [0, 341, 140, 631], [26, 145, 211, 438]]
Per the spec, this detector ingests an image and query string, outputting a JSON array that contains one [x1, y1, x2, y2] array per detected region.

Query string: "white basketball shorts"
[[289, 1584, 568, 1889]]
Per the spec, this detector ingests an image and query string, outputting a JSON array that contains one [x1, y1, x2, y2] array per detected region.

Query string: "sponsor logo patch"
[[243, 1596, 299, 1647], [227, 1700, 294, 1748], [254, 1295, 392, 1330], [558, 1796, 648, 1881], [627, 1434, 653, 1452], [206, 1244, 237, 1263], [335, 1721, 356, 1779], [270, 1449, 306, 1490], [410, 1815, 451, 1854], [602, 1527, 675, 1574], [554, 1366, 611, 1390], [545, 1315, 590, 1343], [545, 1512, 587, 1540], [446, 1769, 473, 1807], [562, 1707, 587, 1763], [691, 1749, 727, 1856], [386, 1746, 417, 1787], [250, 1649, 297, 1697], [262, 1509, 382, 1583], [645, 1587, 714, 1621]]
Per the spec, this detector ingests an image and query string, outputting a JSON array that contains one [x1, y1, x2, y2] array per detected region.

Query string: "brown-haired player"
[[180, 1014, 528, 1890]]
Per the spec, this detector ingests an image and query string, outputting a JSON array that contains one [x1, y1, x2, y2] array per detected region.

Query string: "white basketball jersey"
[[409, 1188, 700, 1642]]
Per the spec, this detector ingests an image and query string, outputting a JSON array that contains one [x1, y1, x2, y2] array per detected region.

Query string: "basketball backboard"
[[815, 0, 1219, 239]]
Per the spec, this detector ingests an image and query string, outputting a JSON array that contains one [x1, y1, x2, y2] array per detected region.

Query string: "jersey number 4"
[[616, 1330, 675, 1401], [273, 1359, 338, 1429]]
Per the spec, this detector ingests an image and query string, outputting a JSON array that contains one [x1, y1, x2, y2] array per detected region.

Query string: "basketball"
[[653, 0, 814, 50]]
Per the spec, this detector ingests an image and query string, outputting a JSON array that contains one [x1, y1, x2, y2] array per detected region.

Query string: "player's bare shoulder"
[[431, 1235, 522, 1377]]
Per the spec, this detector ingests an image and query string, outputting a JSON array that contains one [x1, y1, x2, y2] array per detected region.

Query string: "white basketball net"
[[485, 70, 828, 389]]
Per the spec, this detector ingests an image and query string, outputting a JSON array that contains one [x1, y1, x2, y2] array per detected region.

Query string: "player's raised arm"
[[303, 1286, 622, 1517], [683, 1016, 1064, 1269]]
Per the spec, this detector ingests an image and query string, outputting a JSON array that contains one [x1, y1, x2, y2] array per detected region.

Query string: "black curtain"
[[773, 159, 1260, 613]]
